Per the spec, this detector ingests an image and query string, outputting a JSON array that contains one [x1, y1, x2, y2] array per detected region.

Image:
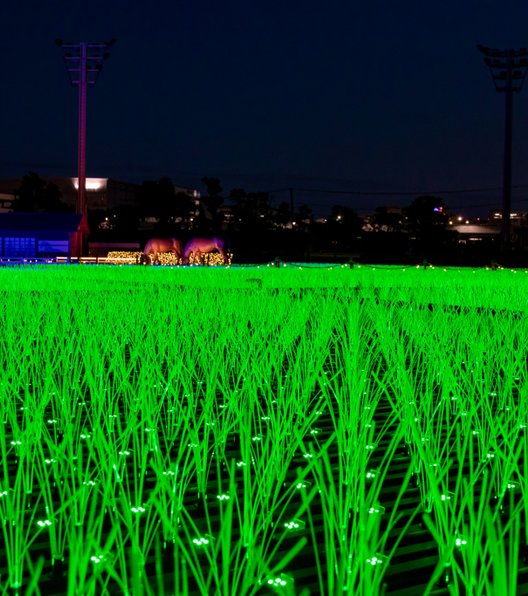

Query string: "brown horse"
[[142, 238, 183, 264], [183, 237, 227, 264]]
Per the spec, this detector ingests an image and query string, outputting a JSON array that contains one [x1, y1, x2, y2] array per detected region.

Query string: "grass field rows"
[[0, 265, 527, 595]]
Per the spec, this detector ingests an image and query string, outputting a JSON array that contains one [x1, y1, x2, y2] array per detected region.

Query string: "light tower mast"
[[56, 39, 116, 258], [477, 45, 528, 254]]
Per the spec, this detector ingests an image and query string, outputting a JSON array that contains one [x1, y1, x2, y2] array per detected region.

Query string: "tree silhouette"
[[199, 176, 224, 231], [297, 203, 313, 225], [13, 172, 68, 212], [201, 177, 223, 197], [330, 204, 361, 231], [229, 189, 272, 230], [274, 201, 291, 228], [405, 195, 448, 235], [373, 206, 404, 232], [138, 177, 176, 223]]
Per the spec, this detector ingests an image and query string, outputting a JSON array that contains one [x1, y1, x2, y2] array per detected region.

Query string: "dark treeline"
[[9, 172, 513, 265]]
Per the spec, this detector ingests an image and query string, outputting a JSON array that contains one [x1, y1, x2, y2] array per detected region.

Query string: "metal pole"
[[502, 51, 514, 252], [76, 42, 88, 258], [57, 38, 115, 258], [477, 45, 528, 257]]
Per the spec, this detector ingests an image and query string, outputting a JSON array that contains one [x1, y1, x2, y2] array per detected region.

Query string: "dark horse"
[[183, 237, 227, 264], [142, 238, 183, 264]]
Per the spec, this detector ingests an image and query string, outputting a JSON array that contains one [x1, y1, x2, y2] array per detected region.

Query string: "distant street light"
[[56, 39, 116, 258], [477, 44, 528, 254]]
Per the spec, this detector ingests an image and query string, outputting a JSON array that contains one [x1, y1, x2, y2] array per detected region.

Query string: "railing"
[[0, 257, 57, 266]]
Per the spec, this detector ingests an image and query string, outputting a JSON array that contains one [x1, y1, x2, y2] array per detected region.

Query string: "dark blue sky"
[[2, 0, 528, 216]]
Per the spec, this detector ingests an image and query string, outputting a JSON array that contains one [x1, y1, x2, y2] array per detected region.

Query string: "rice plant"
[[0, 264, 527, 593]]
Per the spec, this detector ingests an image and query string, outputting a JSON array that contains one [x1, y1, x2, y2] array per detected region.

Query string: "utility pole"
[[477, 45, 528, 254], [56, 39, 116, 258], [289, 187, 295, 227]]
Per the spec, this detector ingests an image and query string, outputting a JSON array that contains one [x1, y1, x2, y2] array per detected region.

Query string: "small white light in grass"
[[366, 470, 377, 479], [296, 482, 308, 489], [284, 519, 305, 531], [440, 494, 452, 501], [472, 430, 480, 436], [192, 537, 210, 546], [188, 443, 198, 448], [236, 461, 247, 468], [0, 490, 8, 497], [83, 480, 97, 486], [267, 578, 288, 587], [162, 470, 175, 476], [217, 494, 230, 501], [303, 453, 313, 459], [91, 554, 107, 564], [261, 416, 271, 421], [455, 537, 468, 548], [44, 459, 56, 464], [131, 506, 145, 514], [80, 434, 91, 439], [118, 451, 130, 456], [252, 436, 262, 442], [368, 504, 385, 515], [10, 440, 22, 445], [37, 520, 53, 527], [366, 444, 376, 450], [489, 392, 497, 397], [366, 556, 384, 566], [486, 452, 495, 459], [108, 414, 117, 419]]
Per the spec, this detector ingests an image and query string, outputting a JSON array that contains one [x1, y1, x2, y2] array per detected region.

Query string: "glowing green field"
[[0, 264, 527, 595]]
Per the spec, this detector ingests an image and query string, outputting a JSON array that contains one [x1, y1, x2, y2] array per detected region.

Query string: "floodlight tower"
[[56, 39, 116, 258], [477, 45, 528, 253]]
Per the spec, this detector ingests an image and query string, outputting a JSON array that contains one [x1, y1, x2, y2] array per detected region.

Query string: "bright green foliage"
[[0, 264, 526, 594]]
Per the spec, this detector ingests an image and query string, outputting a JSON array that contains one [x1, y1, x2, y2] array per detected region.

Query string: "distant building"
[[488, 209, 527, 222], [0, 192, 15, 213], [174, 185, 200, 200], [0, 212, 82, 258]]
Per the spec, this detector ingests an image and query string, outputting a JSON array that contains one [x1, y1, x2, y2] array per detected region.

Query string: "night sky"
[[2, 0, 528, 217]]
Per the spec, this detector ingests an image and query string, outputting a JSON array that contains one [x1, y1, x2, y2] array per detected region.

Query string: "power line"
[[267, 185, 528, 196]]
